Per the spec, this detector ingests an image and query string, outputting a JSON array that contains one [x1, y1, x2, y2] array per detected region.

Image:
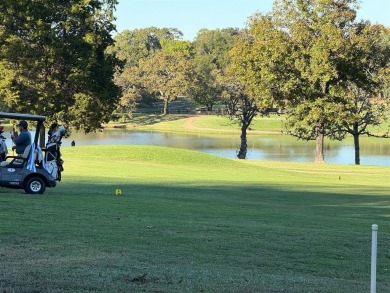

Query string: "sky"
[[114, 0, 390, 40]]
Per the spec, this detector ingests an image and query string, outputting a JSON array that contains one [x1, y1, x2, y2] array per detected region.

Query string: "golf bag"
[[0, 136, 7, 162], [45, 124, 65, 181]]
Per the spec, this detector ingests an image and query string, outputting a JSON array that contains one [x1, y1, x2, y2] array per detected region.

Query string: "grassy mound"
[[63, 145, 266, 184], [0, 146, 389, 292], [67, 145, 243, 167]]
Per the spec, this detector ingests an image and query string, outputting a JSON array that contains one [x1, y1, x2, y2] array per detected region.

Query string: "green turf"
[[106, 114, 284, 134], [191, 115, 283, 132], [1, 145, 390, 292], [106, 114, 389, 137]]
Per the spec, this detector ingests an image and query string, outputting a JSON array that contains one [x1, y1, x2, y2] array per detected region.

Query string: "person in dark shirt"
[[11, 120, 31, 155]]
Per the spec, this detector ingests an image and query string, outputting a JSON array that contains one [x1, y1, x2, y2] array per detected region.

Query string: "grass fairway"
[[107, 114, 390, 137], [107, 114, 283, 134], [1, 146, 390, 292]]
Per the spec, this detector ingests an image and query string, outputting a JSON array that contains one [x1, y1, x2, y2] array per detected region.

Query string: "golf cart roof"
[[0, 112, 46, 122]]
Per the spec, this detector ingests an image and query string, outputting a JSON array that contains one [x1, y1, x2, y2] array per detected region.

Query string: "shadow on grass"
[[47, 180, 390, 221], [0, 181, 389, 292]]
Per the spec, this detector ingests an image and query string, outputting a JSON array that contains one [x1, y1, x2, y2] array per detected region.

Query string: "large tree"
[[190, 28, 239, 111], [228, 15, 296, 159], [221, 76, 258, 159], [138, 50, 193, 115], [189, 55, 222, 112], [108, 27, 183, 66], [336, 24, 390, 164], [273, 0, 363, 163], [0, 0, 120, 132], [108, 27, 184, 114], [230, 14, 295, 109]]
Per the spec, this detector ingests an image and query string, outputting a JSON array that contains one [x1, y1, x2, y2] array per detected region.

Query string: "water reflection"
[[62, 129, 390, 166]]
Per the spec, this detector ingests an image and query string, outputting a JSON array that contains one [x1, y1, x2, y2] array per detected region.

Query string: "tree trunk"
[[315, 123, 325, 163], [163, 98, 169, 115], [353, 123, 360, 165], [237, 124, 248, 159]]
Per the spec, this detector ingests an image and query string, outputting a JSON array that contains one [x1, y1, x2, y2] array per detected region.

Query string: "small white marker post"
[[371, 224, 378, 293]]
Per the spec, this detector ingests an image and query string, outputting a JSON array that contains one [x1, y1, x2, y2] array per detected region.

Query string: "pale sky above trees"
[[114, 0, 390, 40]]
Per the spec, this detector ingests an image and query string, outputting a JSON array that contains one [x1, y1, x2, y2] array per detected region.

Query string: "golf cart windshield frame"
[[0, 112, 46, 147]]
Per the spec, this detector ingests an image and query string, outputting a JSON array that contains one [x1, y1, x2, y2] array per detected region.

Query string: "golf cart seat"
[[0, 145, 32, 167]]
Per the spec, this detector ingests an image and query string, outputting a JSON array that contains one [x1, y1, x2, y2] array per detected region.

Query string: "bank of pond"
[[59, 129, 390, 166]]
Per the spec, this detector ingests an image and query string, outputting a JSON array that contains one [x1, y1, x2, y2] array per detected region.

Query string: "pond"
[[60, 129, 390, 166]]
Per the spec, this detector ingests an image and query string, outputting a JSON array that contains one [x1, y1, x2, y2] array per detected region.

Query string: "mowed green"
[[108, 114, 284, 134], [108, 113, 389, 135], [1, 145, 390, 292]]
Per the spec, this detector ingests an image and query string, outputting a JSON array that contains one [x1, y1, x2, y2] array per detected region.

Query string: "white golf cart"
[[0, 112, 64, 194]]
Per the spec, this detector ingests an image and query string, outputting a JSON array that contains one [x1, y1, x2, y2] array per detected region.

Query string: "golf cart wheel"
[[25, 177, 46, 194]]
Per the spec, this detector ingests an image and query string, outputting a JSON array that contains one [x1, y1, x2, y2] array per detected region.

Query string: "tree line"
[[109, 0, 390, 163], [0, 0, 389, 163]]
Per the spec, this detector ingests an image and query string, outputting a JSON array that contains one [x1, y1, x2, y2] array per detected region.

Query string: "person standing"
[[0, 126, 8, 161], [11, 120, 31, 155]]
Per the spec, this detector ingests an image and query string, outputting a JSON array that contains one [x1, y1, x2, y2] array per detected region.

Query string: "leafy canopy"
[[0, 0, 120, 132]]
